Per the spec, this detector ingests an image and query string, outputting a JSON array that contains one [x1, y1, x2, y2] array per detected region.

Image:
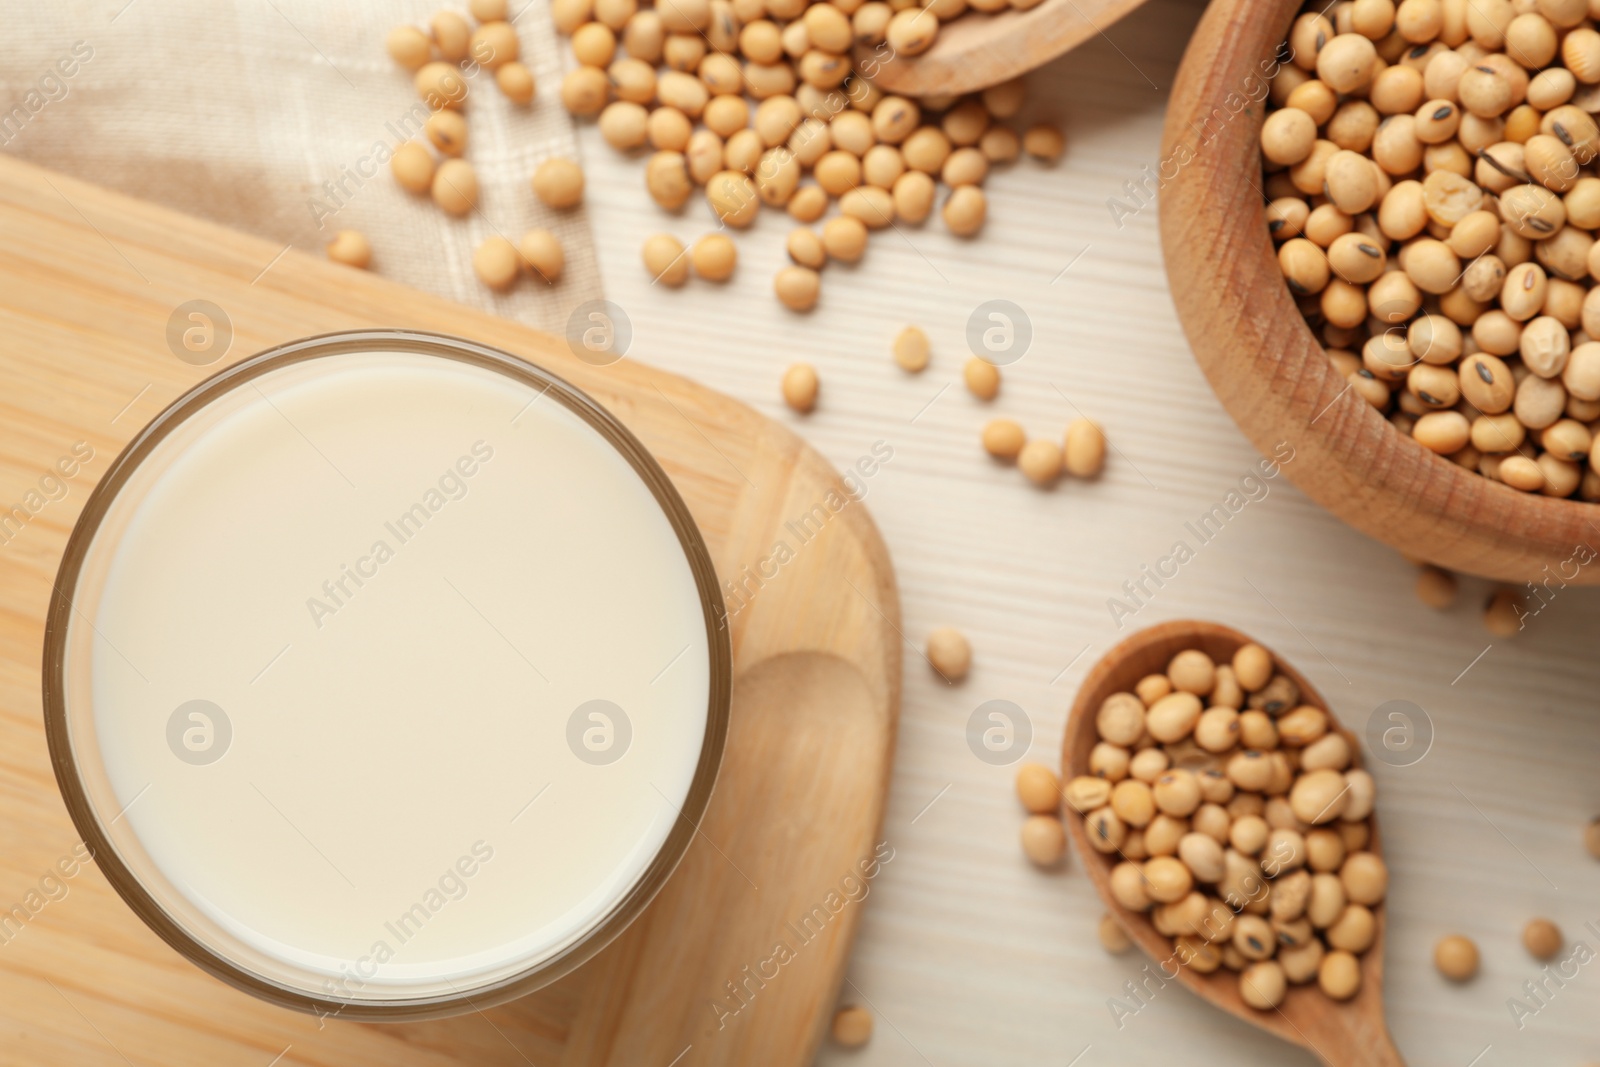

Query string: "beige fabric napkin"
[[0, 0, 601, 335]]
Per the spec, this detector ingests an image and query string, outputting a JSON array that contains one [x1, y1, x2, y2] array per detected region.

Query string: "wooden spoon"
[[1061, 620, 1405, 1067], [855, 0, 1149, 97]]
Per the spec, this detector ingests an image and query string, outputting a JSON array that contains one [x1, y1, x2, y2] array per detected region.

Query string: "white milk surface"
[[72, 349, 712, 999]]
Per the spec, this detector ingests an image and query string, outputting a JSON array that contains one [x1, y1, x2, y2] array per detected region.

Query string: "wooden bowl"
[[858, 0, 1150, 97], [1159, 0, 1600, 585], [1061, 620, 1403, 1066]]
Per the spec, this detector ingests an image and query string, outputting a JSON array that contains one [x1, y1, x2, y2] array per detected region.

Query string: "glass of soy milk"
[[43, 331, 731, 1019]]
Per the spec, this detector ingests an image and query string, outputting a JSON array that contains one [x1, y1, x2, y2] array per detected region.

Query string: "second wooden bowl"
[[1159, 0, 1600, 584], [857, 0, 1150, 97]]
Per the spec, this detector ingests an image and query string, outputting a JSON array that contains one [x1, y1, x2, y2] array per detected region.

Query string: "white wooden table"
[[578, 2, 1600, 1063], [9, 0, 1600, 1062]]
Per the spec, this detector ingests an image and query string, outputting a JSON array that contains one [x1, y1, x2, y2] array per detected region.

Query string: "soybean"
[[391, 141, 435, 194], [1098, 914, 1133, 954], [965, 358, 1000, 400], [775, 266, 820, 310], [519, 229, 564, 283], [926, 626, 970, 680], [386, 25, 432, 71], [472, 236, 521, 290], [1018, 439, 1063, 486], [1523, 918, 1562, 959], [787, 227, 826, 269], [982, 419, 1026, 460], [781, 361, 819, 412], [821, 216, 868, 263], [1021, 814, 1066, 866], [943, 186, 986, 236], [1435, 935, 1479, 980], [431, 159, 479, 216], [832, 1005, 872, 1047], [691, 233, 738, 281], [496, 62, 536, 103], [893, 325, 930, 372], [641, 233, 689, 286], [325, 230, 372, 269], [532, 158, 586, 209], [1015, 763, 1060, 814], [1064, 418, 1106, 477]]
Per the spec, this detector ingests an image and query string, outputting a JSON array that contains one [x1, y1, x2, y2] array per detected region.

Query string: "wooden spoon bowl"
[[1061, 620, 1404, 1067], [857, 0, 1149, 97], [1159, 0, 1600, 585]]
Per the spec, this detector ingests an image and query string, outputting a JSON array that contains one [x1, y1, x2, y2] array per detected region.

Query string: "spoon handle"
[[1314, 1026, 1405, 1067]]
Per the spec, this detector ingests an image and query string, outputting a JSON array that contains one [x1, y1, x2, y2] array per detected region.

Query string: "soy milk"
[[55, 345, 717, 1005]]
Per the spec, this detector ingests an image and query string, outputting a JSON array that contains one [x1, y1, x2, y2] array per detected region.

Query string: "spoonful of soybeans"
[[1060, 620, 1404, 1067]]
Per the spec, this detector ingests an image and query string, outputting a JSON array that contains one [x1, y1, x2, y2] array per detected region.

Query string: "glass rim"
[[41, 329, 733, 1021]]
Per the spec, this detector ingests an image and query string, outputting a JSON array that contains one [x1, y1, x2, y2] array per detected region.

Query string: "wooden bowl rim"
[[1060, 619, 1389, 1055], [1157, 0, 1600, 584]]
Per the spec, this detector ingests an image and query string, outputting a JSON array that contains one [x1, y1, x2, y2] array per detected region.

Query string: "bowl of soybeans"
[[1062, 620, 1390, 1031], [1161, 0, 1600, 584]]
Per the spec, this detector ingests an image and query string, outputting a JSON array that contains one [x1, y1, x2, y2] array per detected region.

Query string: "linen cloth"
[[0, 0, 602, 334]]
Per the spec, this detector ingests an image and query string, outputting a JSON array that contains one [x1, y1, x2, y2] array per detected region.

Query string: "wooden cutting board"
[[0, 155, 901, 1067]]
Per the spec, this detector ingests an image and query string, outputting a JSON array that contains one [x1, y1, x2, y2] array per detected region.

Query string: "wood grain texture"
[[1062, 621, 1402, 1067], [859, 0, 1149, 96], [0, 154, 900, 1066], [1159, 0, 1600, 585]]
